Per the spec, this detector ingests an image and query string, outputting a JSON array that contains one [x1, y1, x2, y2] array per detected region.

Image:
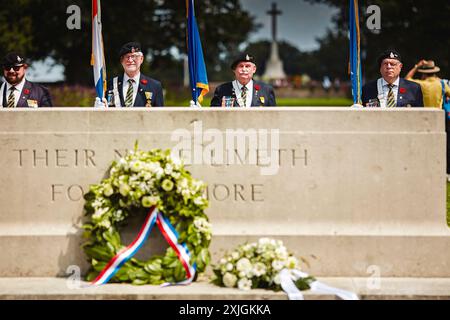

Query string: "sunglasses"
[[3, 65, 23, 72]]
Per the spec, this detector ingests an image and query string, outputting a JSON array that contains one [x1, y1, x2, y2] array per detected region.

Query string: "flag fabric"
[[92, 0, 106, 100], [349, 0, 362, 104], [187, 0, 209, 104]]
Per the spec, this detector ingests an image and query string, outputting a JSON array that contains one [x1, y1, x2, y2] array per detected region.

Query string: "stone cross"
[[267, 2, 282, 42]]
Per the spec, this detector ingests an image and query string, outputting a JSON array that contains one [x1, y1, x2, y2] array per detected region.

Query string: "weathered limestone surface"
[[0, 107, 448, 279]]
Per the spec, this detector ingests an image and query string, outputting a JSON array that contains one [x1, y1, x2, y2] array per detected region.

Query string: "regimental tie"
[[387, 83, 396, 108], [125, 79, 135, 107], [241, 85, 247, 107], [7, 86, 16, 108]]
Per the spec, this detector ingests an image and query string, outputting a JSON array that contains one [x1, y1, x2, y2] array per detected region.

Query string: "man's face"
[[380, 58, 402, 82], [3, 64, 27, 85], [120, 52, 143, 75], [233, 62, 257, 85]]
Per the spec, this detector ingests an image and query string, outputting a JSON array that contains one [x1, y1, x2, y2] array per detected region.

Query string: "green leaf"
[[84, 245, 113, 261], [144, 262, 163, 275], [132, 278, 148, 286]]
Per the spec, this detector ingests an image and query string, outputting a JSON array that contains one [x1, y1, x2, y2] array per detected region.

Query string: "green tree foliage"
[[244, 31, 349, 81], [0, 0, 257, 85], [306, 0, 450, 79]]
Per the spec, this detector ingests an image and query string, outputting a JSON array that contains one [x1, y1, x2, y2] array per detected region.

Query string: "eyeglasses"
[[382, 62, 400, 67], [3, 65, 23, 72], [122, 53, 143, 62]]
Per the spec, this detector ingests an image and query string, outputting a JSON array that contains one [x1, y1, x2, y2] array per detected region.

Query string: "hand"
[[416, 60, 427, 68], [94, 97, 107, 108], [189, 100, 201, 108]]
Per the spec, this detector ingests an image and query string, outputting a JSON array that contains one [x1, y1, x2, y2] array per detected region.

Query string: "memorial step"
[[0, 277, 449, 300]]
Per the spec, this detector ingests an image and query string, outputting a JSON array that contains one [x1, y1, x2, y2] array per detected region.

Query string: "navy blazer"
[[210, 80, 276, 107], [362, 78, 423, 107], [2, 80, 52, 108], [107, 74, 164, 107]]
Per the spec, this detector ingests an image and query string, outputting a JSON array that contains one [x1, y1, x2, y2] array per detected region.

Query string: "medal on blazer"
[[145, 91, 153, 107], [27, 99, 38, 108]]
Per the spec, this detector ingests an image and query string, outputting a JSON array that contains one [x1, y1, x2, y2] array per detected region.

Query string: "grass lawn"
[[165, 97, 353, 107]]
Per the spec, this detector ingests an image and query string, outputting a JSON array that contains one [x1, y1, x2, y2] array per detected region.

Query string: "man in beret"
[[0, 52, 53, 108], [210, 53, 276, 107], [106, 42, 164, 107], [362, 49, 423, 108]]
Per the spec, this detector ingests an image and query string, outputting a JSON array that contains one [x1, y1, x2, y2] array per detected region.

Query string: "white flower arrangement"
[[211, 238, 315, 291]]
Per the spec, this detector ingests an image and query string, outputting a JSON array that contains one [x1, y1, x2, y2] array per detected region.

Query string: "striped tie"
[[387, 84, 396, 108], [125, 79, 135, 107], [7, 86, 16, 108], [241, 85, 247, 107]]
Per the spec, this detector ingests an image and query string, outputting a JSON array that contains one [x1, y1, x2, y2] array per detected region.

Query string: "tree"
[[243, 32, 349, 81], [0, 0, 258, 85], [306, 0, 450, 79]]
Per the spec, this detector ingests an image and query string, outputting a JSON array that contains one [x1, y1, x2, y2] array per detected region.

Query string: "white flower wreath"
[[82, 145, 212, 285]]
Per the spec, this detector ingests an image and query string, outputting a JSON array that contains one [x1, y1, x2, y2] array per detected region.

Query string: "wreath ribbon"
[[279, 269, 359, 300], [91, 206, 196, 286]]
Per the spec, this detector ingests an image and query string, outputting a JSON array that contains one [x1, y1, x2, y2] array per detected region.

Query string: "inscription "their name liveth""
[[13, 149, 97, 167]]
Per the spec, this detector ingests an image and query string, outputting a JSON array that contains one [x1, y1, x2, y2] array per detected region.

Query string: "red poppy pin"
[[254, 84, 261, 91], [141, 79, 148, 85], [23, 89, 30, 95], [399, 88, 407, 94]]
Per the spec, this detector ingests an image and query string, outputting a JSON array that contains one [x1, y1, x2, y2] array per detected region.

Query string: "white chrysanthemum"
[[171, 171, 181, 180], [103, 184, 114, 197], [219, 258, 227, 265], [164, 163, 173, 175], [272, 260, 285, 271], [154, 167, 164, 179], [275, 247, 288, 259], [99, 219, 111, 229], [130, 160, 143, 172], [92, 207, 108, 219], [119, 183, 131, 196], [259, 238, 271, 246], [253, 262, 267, 277], [91, 198, 104, 209], [193, 180, 204, 191], [286, 256, 299, 269], [172, 156, 182, 168], [273, 274, 282, 285], [223, 272, 237, 288], [178, 178, 188, 191], [236, 258, 252, 273], [193, 196, 205, 206], [194, 217, 211, 232], [226, 263, 234, 271], [237, 278, 252, 291], [231, 251, 240, 260]]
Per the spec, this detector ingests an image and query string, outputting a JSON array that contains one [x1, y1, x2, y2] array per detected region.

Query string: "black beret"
[[119, 42, 142, 58], [2, 52, 27, 67], [231, 53, 256, 70], [377, 49, 402, 67]]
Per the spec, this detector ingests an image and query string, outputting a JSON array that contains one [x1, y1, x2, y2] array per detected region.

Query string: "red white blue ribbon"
[[91, 207, 196, 286]]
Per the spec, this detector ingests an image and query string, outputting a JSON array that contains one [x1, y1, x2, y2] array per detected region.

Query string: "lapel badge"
[[259, 96, 265, 104]]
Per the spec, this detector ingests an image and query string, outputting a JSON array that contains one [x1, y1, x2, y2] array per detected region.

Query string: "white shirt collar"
[[236, 79, 253, 90], [123, 72, 140, 84], [6, 77, 26, 92], [381, 77, 400, 88]]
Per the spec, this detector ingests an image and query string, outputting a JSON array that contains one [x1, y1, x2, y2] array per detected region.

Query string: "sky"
[[27, 0, 336, 82], [240, 0, 338, 51]]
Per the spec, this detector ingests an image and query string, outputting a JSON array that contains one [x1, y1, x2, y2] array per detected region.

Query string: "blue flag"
[[187, 0, 209, 104], [349, 0, 362, 104]]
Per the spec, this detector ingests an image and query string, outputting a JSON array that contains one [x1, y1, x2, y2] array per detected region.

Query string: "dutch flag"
[[92, 0, 106, 100]]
